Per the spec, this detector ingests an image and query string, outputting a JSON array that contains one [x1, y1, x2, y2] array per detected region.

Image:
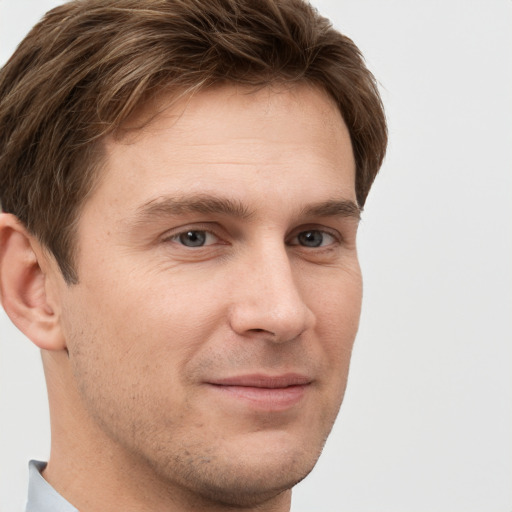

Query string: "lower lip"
[[207, 384, 308, 411]]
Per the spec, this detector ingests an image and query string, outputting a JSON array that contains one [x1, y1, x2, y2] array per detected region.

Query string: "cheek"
[[63, 266, 227, 404], [310, 266, 362, 389], [60, 283, 205, 442], [311, 263, 363, 335]]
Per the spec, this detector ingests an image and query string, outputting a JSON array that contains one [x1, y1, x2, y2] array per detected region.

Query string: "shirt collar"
[[26, 460, 78, 512]]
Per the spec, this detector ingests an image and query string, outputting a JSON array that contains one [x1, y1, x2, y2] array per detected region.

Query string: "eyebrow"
[[131, 194, 361, 226], [133, 194, 254, 224], [301, 199, 362, 220]]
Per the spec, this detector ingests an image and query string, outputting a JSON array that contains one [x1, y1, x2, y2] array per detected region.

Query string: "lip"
[[205, 373, 312, 411]]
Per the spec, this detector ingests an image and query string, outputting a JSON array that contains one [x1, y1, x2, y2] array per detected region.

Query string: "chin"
[[181, 453, 318, 508], [151, 431, 325, 509]]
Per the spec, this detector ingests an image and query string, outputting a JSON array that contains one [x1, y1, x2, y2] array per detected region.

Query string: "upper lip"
[[207, 374, 312, 388]]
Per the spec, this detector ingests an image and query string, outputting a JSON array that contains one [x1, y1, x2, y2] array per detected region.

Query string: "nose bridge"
[[229, 239, 315, 342]]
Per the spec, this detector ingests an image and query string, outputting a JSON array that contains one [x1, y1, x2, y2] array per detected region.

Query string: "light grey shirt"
[[26, 461, 77, 512]]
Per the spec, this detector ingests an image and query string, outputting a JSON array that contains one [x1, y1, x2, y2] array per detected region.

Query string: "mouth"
[[205, 373, 312, 411]]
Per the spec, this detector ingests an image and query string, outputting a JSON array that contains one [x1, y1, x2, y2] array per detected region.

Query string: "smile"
[[205, 374, 312, 411]]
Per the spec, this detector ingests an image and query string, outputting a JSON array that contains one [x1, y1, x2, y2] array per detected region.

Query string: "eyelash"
[[163, 226, 341, 249], [167, 229, 221, 247], [288, 230, 338, 248]]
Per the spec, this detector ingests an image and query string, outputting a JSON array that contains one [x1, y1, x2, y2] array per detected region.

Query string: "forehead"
[[86, 83, 356, 222], [111, 83, 350, 158]]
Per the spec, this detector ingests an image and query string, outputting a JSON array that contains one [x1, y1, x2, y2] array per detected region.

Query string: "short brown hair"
[[0, 0, 387, 283]]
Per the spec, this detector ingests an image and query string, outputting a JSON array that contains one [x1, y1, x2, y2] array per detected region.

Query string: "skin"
[[0, 84, 361, 512]]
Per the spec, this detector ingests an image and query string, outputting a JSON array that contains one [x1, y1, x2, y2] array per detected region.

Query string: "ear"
[[0, 213, 66, 351]]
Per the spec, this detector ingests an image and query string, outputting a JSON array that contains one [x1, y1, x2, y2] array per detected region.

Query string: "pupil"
[[299, 231, 323, 247], [180, 231, 206, 247]]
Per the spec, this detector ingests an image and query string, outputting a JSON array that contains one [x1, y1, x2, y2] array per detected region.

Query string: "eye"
[[292, 230, 336, 248], [170, 230, 218, 247]]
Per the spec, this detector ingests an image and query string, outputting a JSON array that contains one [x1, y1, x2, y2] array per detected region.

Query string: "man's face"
[[55, 84, 361, 506]]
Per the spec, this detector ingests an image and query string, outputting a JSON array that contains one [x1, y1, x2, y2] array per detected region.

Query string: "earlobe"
[[0, 213, 66, 351]]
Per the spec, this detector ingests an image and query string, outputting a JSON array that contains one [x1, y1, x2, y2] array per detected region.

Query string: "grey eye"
[[297, 230, 324, 247], [178, 230, 207, 247]]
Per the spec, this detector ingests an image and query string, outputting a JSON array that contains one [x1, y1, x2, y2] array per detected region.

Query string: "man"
[[0, 0, 386, 510]]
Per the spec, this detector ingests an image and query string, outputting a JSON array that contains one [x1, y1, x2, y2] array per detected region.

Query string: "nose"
[[228, 245, 316, 343]]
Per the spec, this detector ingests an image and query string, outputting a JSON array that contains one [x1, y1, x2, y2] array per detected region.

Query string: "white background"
[[1, 1, 511, 511]]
